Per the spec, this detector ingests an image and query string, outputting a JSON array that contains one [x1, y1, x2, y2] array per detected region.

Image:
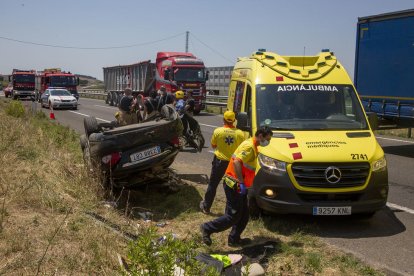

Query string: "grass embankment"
[[0, 100, 384, 275], [0, 100, 125, 274]]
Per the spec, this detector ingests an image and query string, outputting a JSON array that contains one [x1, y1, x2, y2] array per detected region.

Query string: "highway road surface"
[[10, 96, 414, 275]]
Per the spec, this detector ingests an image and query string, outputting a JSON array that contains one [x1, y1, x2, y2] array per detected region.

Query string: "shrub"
[[126, 227, 219, 276], [5, 100, 25, 118]]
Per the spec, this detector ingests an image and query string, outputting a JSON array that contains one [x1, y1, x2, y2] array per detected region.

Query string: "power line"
[[0, 32, 185, 50], [190, 32, 234, 64]]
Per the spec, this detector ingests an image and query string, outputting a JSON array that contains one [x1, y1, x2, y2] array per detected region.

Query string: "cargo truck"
[[35, 68, 79, 101], [9, 69, 36, 100], [228, 49, 388, 218], [104, 52, 208, 114], [355, 9, 414, 128]]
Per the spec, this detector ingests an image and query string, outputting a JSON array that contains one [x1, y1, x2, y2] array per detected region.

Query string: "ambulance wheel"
[[353, 211, 376, 219], [248, 195, 262, 220]]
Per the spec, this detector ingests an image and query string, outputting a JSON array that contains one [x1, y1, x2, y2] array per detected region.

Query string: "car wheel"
[[83, 147, 93, 171], [193, 109, 201, 115], [80, 134, 88, 151], [84, 116, 99, 137]]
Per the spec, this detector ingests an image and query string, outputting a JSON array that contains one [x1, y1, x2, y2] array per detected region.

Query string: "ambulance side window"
[[244, 84, 252, 116], [233, 81, 245, 113]]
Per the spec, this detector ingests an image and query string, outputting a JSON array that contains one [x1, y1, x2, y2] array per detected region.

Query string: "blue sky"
[[1, 0, 413, 80]]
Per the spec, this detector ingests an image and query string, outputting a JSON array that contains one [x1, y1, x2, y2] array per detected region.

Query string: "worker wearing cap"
[[174, 90, 186, 114], [200, 111, 245, 214], [200, 126, 273, 247], [118, 87, 138, 125]]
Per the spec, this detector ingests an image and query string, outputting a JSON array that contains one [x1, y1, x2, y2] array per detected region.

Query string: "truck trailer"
[[104, 52, 208, 114], [355, 9, 414, 128]]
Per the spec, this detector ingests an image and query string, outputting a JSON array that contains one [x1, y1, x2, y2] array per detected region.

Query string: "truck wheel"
[[84, 116, 99, 137], [80, 134, 88, 151], [248, 195, 262, 220]]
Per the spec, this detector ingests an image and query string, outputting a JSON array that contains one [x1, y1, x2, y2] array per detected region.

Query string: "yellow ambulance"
[[228, 49, 388, 217]]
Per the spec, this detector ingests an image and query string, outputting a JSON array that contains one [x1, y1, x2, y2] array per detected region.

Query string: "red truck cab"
[[9, 69, 36, 99], [156, 52, 208, 114], [36, 68, 79, 101]]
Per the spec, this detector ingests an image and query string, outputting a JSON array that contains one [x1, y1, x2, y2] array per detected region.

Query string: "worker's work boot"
[[200, 224, 212, 246]]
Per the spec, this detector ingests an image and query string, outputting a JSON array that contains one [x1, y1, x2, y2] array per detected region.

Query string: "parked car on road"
[[81, 104, 183, 188], [4, 84, 13, 98], [40, 88, 78, 109]]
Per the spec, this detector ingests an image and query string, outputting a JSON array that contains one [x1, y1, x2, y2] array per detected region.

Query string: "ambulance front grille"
[[291, 162, 370, 189]]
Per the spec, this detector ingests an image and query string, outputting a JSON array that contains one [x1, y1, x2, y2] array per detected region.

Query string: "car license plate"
[[130, 146, 161, 162], [312, 206, 352, 216]]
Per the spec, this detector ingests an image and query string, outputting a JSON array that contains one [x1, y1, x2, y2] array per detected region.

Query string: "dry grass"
[[0, 101, 127, 274], [0, 100, 385, 275]]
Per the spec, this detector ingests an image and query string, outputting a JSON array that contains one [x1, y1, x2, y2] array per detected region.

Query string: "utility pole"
[[185, 31, 189, 53]]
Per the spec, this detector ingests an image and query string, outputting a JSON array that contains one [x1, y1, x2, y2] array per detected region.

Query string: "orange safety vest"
[[224, 137, 258, 188]]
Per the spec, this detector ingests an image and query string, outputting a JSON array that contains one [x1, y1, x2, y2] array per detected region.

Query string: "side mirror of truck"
[[8, 76, 11, 82], [366, 112, 378, 130], [205, 71, 209, 81], [164, 69, 170, 80], [77, 77, 80, 85], [236, 112, 251, 132]]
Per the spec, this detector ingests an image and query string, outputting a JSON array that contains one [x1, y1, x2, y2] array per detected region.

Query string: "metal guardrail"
[[78, 90, 228, 107]]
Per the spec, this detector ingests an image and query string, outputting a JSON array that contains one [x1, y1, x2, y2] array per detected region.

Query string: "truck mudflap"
[[250, 168, 388, 215]]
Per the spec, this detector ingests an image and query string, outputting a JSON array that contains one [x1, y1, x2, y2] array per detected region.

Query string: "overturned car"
[[80, 105, 183, 188]]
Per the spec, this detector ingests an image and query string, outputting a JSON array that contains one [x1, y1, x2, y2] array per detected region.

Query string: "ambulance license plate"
[[312, 206, 352, 216], [130, 146, 161, 162]]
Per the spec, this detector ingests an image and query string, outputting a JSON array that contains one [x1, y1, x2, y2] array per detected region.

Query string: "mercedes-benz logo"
[[325, 166, 341, 184]]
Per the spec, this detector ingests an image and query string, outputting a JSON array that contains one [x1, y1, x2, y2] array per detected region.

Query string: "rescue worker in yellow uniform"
[[200, 126, 273, 247], [200, 111, 244, 214]]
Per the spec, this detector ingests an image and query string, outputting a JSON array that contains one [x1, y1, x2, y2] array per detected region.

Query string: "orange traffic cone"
[[49, 106, 55, 120]]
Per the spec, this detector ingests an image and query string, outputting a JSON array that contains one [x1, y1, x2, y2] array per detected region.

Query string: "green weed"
[[5, 100, 25, 118]]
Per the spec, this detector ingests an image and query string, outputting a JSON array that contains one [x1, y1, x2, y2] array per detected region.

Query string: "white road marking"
[[208, 150, 215, 154], [69, 111, 111, 123], [376, 136, 414, 144], [200, 123, 218, 128], [386, 202, 414, 215]]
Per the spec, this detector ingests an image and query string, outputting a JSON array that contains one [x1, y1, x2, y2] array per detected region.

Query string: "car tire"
[[193, 109, 201, 115], [84, 116, 99, 137], [80, 134, 88, 151]]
